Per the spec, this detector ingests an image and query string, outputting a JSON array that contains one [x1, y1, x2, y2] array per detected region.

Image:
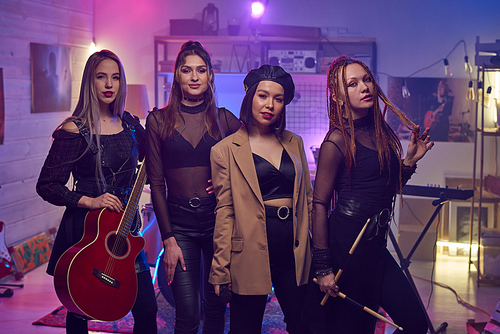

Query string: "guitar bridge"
[[92, 268, 121, 289]]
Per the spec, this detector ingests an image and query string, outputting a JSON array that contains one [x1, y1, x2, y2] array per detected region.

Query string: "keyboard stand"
[[389, 192, 449, 334]]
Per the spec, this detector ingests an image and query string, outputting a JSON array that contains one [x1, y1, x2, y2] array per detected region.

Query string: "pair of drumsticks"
[[313, 218, 404, 332]]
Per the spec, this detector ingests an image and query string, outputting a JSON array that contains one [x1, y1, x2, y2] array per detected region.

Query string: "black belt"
[[265, 205, 293, 221], [168, 195, 216, 208], [334, 198, 391, 221]]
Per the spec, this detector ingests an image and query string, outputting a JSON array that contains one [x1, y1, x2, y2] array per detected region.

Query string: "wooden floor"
[[0, 254, 498, 334]]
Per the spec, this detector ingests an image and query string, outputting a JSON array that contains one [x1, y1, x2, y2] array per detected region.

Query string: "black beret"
[[243, 65, 295, 105]]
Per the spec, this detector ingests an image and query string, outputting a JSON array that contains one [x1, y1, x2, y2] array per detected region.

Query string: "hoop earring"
[[273, 114, 282, 131]]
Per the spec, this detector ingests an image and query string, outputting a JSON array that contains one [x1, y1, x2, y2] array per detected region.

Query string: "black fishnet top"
[[311, 113, 414, 250], [145, 102, 241, 240], [37, 116, 142, 208]]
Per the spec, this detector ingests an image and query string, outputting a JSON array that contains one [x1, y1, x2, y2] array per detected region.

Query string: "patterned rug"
[[33, 292, 386, 333], [32, 297, 169, 333], [32, 292, 286, 333]]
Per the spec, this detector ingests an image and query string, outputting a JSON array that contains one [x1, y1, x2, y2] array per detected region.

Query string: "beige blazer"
[[209, 126, 313, 295]]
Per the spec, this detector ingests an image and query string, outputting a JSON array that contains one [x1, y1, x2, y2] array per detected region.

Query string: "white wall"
[[1, 0, 499, 246], [0, 0, 93, 245], [94, 0, 500, 188]]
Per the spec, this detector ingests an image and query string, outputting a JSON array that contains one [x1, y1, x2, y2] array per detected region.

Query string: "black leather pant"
[[229, 210, 312, 334], [167, 197, 226, 334], [303, 199, 427, 334]]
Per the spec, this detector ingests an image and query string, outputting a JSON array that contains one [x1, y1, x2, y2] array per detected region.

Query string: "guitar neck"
[[117, 160, 147, 238]]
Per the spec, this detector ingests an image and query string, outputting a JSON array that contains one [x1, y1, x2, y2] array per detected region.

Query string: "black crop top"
[[145, 102, 241, 240], [253, 149, 295, 201], [162, 130, 217, 169]]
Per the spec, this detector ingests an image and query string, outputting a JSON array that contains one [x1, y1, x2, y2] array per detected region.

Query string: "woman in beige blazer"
[[209, 65, 313, 334]]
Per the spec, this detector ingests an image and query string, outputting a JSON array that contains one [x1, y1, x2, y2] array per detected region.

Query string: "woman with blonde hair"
[[37, 49, 157, 333]]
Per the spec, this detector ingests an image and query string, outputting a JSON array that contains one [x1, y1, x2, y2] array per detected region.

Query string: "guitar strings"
[[105, 164, 146, 277], [105, 194, 141, 276]]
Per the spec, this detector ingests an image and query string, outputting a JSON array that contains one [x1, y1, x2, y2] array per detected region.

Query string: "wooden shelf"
[[153, 35, 377, 107], [154, 35, 376, 44], [469, 36, 500, 286]]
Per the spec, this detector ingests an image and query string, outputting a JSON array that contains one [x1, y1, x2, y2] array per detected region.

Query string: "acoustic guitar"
[[54, 160, 147, 322]]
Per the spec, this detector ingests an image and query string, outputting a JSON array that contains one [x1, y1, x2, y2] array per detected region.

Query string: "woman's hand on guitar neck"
[[77, 193, 122, 213], [163, 237, 186, 284]]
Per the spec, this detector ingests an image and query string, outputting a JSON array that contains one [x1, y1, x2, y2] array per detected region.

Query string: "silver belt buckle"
[[189, 197, 201, 208], [378, 208, 391, 227], [277, 206, 290, 220]]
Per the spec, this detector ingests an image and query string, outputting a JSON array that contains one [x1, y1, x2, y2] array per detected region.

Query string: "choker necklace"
[[184, 97, 204, 102]]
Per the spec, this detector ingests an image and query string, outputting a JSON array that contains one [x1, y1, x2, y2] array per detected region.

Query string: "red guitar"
[[54, 161, 147, 321], [424, 103, 445, 129]]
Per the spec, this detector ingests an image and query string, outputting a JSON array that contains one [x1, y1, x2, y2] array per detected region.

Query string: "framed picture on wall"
[[386, 77, 475, 142], [449, 201, 494, 243], [30, 43, 71, 113]]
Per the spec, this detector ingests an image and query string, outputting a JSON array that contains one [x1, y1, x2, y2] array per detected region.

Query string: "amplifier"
[[268, 50, 317, 73]]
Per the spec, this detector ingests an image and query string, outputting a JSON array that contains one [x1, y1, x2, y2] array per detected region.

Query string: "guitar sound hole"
[[107, 235, 128, 257]]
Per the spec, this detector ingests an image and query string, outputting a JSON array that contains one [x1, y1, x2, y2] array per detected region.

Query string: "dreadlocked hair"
[[158, 40, 223, 141], [326, 56, 418, 195]]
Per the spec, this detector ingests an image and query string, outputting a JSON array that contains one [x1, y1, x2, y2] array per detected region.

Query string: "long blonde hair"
[[55, 50, 127, 191]]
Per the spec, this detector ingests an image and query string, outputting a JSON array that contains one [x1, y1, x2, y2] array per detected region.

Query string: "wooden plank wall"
[[0, 0, 93, 246]]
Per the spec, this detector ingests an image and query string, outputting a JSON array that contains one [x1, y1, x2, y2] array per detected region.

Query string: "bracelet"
[[312, 248, 333, 272], [315, 268, 334, 277], [401, 159, 417, 168], [401, 160, 417, 173]]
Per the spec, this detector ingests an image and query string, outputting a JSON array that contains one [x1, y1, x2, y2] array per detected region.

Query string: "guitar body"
[[424, 110, 439, 129], [54, 208, 145, 321]]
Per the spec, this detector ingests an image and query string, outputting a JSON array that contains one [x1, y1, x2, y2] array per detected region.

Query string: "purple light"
[[251, 1, 265, 19]]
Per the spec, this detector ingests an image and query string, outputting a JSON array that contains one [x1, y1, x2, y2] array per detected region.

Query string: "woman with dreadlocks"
[[302, 56, 433, 334]]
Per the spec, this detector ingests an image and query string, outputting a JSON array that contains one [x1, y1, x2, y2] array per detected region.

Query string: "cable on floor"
[[411, 274, 491, 317]]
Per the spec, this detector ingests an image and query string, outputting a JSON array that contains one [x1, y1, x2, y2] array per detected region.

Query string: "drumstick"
[[313, 278, 403, 331], [320, 218, 371, 306]]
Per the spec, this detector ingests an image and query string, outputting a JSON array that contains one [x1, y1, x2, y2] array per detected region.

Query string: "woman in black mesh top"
[[303, 56, 434, 334], [145, 41, 240, 334]]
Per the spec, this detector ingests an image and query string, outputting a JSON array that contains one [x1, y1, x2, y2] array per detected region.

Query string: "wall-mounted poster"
[[30, 43, 71, 113], [0, 68, 4, 145], [386, 77, 475, 142]]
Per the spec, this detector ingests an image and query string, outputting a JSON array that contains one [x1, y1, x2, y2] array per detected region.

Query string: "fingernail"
[[183, 267, 186, 271]]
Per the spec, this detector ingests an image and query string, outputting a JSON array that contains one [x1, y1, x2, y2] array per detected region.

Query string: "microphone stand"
[[389, 191, 449, 334]]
